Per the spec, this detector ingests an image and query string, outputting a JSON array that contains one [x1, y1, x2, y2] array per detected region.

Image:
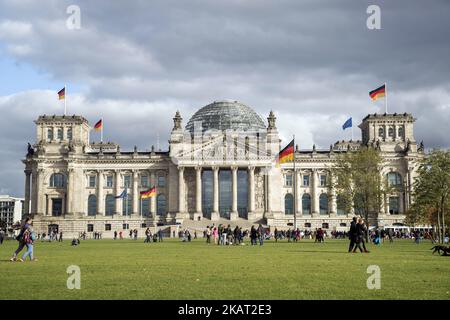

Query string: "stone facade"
[[22, 102, 424, 238]]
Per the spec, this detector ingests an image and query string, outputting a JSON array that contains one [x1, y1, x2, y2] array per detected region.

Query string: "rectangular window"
[[303, 175, 310, 187], [389, 197, 400, 215], [122, 223, 129, 230], [106, 175, 113, 188], [89, 176, 96, 188], [158, 176, 165, 187], [67, 128, 72, 141], [284, 174, 293, 187], [141, 175, 148, 187], [124, 175, 131, 188], [87, 224, 94, 232], [105, 224, 111, 231], [320, 175, 327, 187]]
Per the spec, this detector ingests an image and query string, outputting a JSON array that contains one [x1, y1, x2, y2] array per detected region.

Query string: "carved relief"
[[254, 169, 265, 210]]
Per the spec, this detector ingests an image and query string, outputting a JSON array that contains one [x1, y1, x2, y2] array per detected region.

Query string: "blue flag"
[[342, 117, 352, 130], [115, 188, 127, 199]]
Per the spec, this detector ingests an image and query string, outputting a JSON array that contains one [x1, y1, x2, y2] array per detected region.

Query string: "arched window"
[[398, 126, 404, 139], [47, 128, 53, 141], [302, 194, 311, 215], [122, 194, 132, 215], [387, 172, 402, 187], [105, 194, 115, 216], [141, 198, 150, 216], [319, 193, 328, 215], [57, 128, 63, 140], [87, 195, 97, 216], [337, 194, 346, 215], [284, 193, 294, 215], [67, 128, 72, 141], [157, 194, 166, 215], [378, 127, 384, 137], [50, 173, 66, 188], [388, 127, 394, 137]]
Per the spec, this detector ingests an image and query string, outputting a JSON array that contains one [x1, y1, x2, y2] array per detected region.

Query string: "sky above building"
[[0, 0, 449, 196]]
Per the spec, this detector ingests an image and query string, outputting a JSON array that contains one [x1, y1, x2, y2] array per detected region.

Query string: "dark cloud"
[[0, 0, 450, 196]]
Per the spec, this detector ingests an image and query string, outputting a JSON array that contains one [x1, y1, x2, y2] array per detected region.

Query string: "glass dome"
[[185, 100, 266, 133]]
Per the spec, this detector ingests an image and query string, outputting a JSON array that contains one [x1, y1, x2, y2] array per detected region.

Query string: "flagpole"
[[101, 117, 103, 143], [351, 125, 354, 141], [293, 134, 297, 231], [385, 82, 388, 114], [64, 84, 67, 116], [140, 197, 142, 219]]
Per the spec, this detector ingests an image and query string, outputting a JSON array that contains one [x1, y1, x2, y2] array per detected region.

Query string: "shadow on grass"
[[286, 250, 351, 254]]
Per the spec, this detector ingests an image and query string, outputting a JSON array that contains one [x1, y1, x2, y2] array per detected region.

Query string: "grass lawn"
[[0, 238, 449, 300]]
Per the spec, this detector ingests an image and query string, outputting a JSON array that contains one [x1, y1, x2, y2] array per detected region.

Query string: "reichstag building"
[[23, 100, 424, 237]]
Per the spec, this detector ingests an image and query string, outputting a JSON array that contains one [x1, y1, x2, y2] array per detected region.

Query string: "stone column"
[[295, 169, 302, 217], [195, 166, 202, 217], [178, 166, 185, 214], [266, 167, 272, 213], [330, 175, 337, 217], [66, 168, 74, 215], [30, 169, 37, 214], [247, 166, 255, 219], [24, 170, 31, 215], [150, 171, 157, 217], [97, 170, 104, 216], [312, 169, 319, 216], [36, 168, 44, 215], [132, 170, 139, 216], [114, 170, 122, 215], [230, 166, 238, 220], [211, 166, 219, 220]]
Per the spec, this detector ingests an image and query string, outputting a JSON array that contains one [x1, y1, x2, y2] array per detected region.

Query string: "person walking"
[[226, 224, 233, 245], [114, 230, 118, 240], [144, 228, 151, 243], [359, 219, 370, 253], [348, 217, 358, 252], [0, 229, 5, 245], [250, 225, 257, 246], [206, 226, 211, 244], [20, 224, 37, 262], [257, 224, 264, 246], [158, 229, 163, 242], [213, 227, 218, 245], [59, 231, 63, 242], [11, 217, 33, 261]]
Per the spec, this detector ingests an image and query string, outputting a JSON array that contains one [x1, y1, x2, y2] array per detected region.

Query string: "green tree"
[[409, 149, 450, 243], [331, 146, 390, 240]]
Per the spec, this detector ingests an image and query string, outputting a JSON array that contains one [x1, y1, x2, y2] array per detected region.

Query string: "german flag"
[[369, 84, 386, 101], [57, 87, 65, 100], [276, 139, 294, 166], [94, 119, 102, 131], [140, 186, 156, 199]]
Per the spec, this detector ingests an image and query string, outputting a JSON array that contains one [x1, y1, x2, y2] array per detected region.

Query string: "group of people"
[[348, 217, 370, 253], [143, 228, 164, 243], [204, 224, 248, 245]]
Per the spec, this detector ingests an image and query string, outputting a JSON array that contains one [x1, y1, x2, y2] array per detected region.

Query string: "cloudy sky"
[[1, 0, 449, 197]]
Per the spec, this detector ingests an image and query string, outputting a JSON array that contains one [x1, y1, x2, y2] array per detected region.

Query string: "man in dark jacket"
[[348, 217, 358, 252]]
